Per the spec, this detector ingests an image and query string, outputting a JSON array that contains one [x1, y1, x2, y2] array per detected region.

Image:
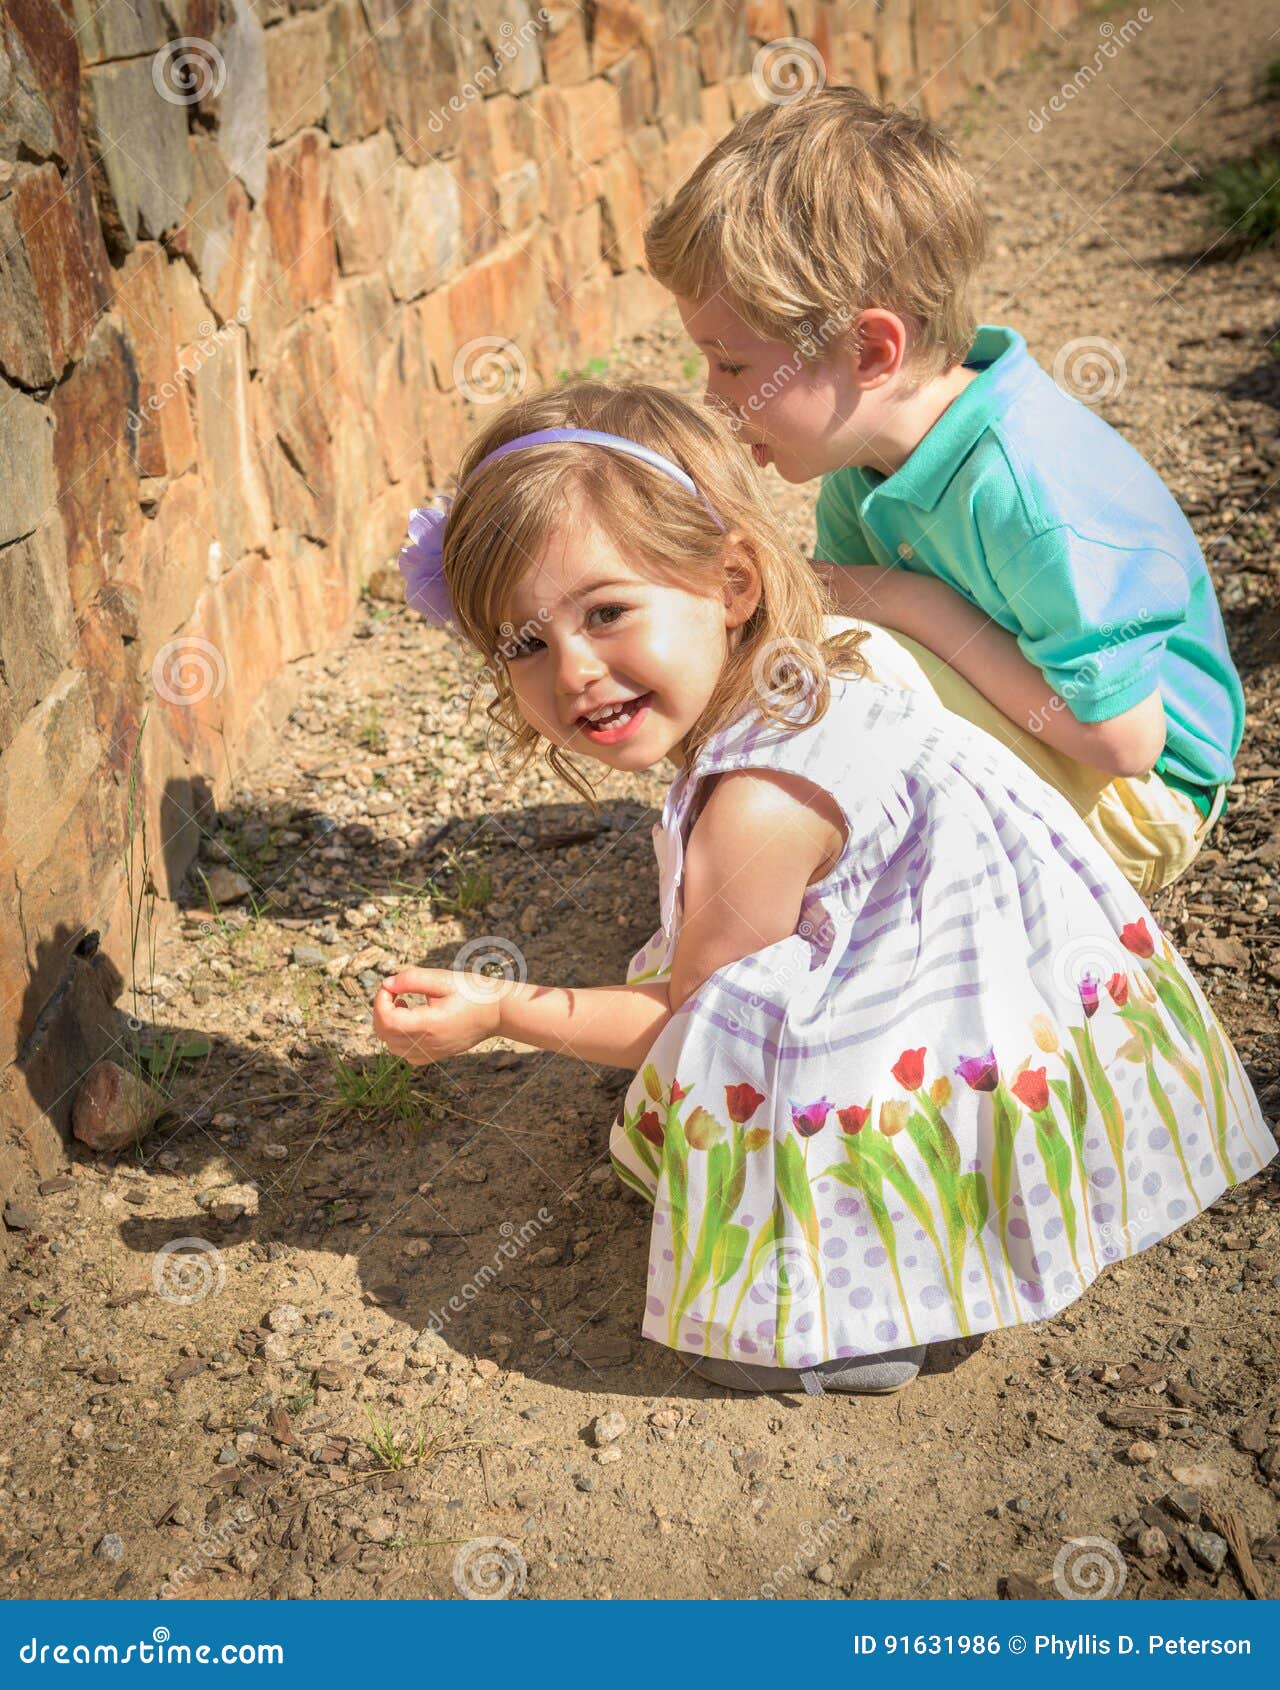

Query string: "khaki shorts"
[[828, 616, 1223, 898]]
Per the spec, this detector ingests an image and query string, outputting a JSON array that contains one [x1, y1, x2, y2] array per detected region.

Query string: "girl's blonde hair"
[[644, 86, 987, 379], [438, 380, 870, 807]]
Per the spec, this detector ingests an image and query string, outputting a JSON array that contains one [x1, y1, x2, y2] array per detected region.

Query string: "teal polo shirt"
[[814, 324, 1245, 816]]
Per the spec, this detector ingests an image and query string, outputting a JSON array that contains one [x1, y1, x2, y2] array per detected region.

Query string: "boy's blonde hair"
[[438, 381, 869, 807], [644, 85, 987, 377]]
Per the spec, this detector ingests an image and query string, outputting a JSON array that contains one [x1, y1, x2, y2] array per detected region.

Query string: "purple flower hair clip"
[[397, 500, 455, 626]]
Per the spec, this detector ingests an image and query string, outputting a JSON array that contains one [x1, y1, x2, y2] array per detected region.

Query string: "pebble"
[[95, 1534, 124, 1562], [573, 1472, 595, 1493], [595, 1448, 622, 1466], [290, 945, 326, 968], [589, 1411, 627, 1447], [811, 1561, 835, 1585], [1127, 1440, 1157, 1464], [263, 1144, 289, 1161], [1183, 1526, 1229, 1576], [266, 1305, 303, 1337]]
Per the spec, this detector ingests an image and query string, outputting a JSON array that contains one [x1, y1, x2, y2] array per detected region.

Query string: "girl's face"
[[502, 507, 757, 772]]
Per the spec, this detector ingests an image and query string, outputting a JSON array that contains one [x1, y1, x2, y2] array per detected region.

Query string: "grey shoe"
[[685, 1344, 926, 1396]]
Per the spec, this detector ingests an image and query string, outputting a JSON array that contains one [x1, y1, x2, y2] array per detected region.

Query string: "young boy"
[[643, 86, 1245, 897]]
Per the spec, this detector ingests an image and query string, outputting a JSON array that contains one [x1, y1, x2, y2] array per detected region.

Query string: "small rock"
[[455, 1163, 488, 1184], [262, 1334, 292, 1364], [195, 1183, 259, 1217], [589, 1411, 628, 1447], [1184, 1526, 1228, 1576], [1134, 1526, 1170, 1560], [266, 1304, 303, 1337], [95, 1534, 124, 1562], [203, 866, 253, 904], [473, 1358, 499, 1381], [528, 1246, 561, 1267], [2, 1202, 36, 1231], [290, 944, 326, 968], [363, 1516, 397, 1544], [1127, 1440, 1157, 1464], [1010, 1495, 1033, 1512], [1163, 1486, 1201, 1524], [263, 1144, 289, 1161], [573, 1472, 594, 1493], [595, 1447, 622, 1466], [649, 1407, 681, 1431], [1170, 1464, 1222, 1487], [811, 1561, 835, 1585], [370, 1353, 405, 1382], [72, 1060, 164, 1154]]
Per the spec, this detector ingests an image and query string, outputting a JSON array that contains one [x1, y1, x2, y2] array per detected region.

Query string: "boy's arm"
[[815, 559, 1166, 779]]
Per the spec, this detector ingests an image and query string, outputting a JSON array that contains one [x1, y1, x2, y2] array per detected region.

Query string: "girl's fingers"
[[382, 967, 449, 997]]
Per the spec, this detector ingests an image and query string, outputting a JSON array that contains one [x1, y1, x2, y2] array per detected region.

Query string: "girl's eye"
[[506, 635, 543, 660], [716, 362, 746, 377], [588, 603, 628, 629]]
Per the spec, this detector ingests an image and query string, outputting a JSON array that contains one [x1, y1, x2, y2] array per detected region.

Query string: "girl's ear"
[[722, 532, 763, 631]]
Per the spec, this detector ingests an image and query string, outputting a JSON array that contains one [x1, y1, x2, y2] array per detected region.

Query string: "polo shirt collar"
[[863, 324, 1037, 511]]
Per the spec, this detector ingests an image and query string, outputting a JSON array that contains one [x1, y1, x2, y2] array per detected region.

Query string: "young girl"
[[373, 382, 1275, 1398]]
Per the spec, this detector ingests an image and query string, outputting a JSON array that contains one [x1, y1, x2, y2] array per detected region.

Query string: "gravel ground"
[[2, 0, 1278, 1601]]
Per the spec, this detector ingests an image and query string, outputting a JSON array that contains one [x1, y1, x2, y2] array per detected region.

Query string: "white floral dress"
[[609, 673, 1275, 1367]]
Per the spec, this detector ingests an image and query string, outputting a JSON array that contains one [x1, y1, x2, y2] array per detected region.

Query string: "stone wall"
[[0, 0, 1083, 1196]]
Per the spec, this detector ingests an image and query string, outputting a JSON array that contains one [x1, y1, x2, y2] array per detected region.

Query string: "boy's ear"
[[722, 531, 763, 629], [848, 309, 909, 386]]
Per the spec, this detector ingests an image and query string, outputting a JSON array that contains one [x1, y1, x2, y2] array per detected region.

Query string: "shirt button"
[[897, 541, 914, 560]]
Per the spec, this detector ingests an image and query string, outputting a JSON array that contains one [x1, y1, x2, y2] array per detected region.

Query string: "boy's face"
[[677, 293, 888, 483], [501, 508, 754, 774]]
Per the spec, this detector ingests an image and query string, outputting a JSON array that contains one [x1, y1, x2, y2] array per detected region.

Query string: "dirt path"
[[4, 0, 1278, 1601]]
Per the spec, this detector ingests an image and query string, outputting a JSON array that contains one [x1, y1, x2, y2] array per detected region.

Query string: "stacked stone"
[[0, 0, 1080, 1188]]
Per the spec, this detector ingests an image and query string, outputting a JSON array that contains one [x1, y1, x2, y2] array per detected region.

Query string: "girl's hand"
[[372, 968, 502, 1065]]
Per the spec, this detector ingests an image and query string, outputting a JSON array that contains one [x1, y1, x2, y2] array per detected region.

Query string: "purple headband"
[[397, 426, 728, 626]]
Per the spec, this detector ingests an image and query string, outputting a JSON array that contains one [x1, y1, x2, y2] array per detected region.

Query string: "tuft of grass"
[[362, 1407, 448, 1471], [325, 1048, 439, 1130], [359, 703, 385, 752], [681, 354, 701, 381], [1202, 151, 1280, 253], [556, 354, 611, 383], [282, 1372, 317, 1416], [425, 846, 492, 916]]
